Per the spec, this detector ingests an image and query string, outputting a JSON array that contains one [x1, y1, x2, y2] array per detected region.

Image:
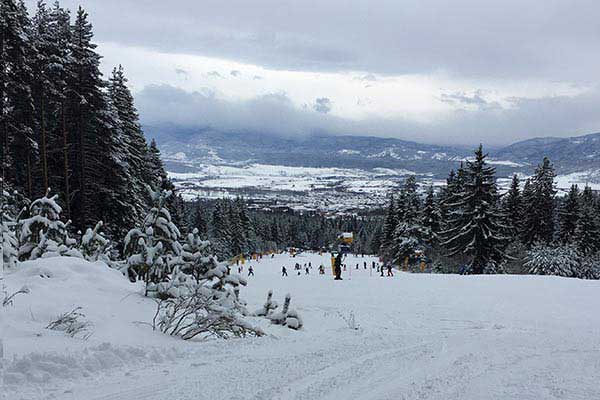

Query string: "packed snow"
[[2, 253, 600, 399]]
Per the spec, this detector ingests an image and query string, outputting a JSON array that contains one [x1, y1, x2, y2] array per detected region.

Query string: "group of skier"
[[280, 258, 393, 279]]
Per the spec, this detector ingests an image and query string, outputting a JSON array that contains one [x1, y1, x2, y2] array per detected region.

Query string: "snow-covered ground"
[[2, 253, 600, 399]]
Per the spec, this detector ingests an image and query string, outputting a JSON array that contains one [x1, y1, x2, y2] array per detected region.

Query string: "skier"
[[334, 253, 343, 280], [308, 262, 312, 269], [319, 265, 325, 275], [380, 264, 385, 277], [364, 261, 367, 269], [356, 263, 359, 269], [248, 266, 254, 276], [305, 266, 309, 275], [282, 266, 288, 277], [387, 264, 394, 277]]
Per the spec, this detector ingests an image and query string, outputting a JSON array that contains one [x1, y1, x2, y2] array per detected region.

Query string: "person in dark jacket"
[[282, 266, 288, 276]]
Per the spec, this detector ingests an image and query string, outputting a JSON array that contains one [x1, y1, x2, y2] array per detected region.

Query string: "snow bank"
[[0, 257, 185, 397]]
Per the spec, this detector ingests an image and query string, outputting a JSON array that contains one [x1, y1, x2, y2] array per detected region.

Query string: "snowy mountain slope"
[[3, 254, 600, 399], [495, 132, 600, 173], [149, 125, 600, 178]]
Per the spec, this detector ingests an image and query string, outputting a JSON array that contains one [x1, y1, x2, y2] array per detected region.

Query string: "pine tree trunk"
[[26, 153, 32, 198], [40, 96, 48, 192], [61, 104, 71, 219]]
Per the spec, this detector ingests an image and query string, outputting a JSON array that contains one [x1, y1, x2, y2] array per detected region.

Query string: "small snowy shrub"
[[524, 244, 580, 278], [46, 307, 93, 339], [80, 221, 112, 263], [18, 190, 81, 260], [268, 294, 303, 330], [254, 289, 279, 317]]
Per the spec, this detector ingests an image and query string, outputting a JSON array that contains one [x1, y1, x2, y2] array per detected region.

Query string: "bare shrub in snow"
[[2, 285, 30, 307], [152, 286, 263, 340], [337, 310, 360, 330], [46, 307, 93, 339]]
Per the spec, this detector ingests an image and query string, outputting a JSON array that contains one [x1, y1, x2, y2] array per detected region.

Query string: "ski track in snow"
[[2, 253, 600, 400]]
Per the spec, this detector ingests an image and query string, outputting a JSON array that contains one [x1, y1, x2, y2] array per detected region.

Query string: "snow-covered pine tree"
[[522, 157, 556, 245], [108, 65, 152, 221], [80, 221, 112, 263], [18, 190, 80, 260], [440, 145, 507, 273], [47, 2, 74, 220], [558, 184, 580, 244], [124, 190, 182, 294], [379, 195, 397, 259], [524, 243, 580, 277], [391, 176, 424, 266], [421, 185, 442, 246], [191, 197, 209, 238], [211, 199, 233, 258], [503, 174, 523, 237], [145, 139, 168, 190], [574, 202, 600, 256], [1, 208, 19, 271], [0, 0, 37, 197], [181, 228, 218, 283]]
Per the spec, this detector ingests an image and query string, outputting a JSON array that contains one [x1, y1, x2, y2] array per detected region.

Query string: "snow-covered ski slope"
[[2, 253, 600, 400]]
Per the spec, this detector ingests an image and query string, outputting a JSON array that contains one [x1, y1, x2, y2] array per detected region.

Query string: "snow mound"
[[0, 257, 179, 396]]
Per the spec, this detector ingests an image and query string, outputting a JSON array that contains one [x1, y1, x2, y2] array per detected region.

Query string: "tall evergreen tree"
[[503, 174, 522, 237], [108, 65, 151, 218], [522, 157, 556, 245], [558, 184, 579, 244], [1, 0, 36, 197], [421, 185, 442, 246], [440, 145, 507, 273]]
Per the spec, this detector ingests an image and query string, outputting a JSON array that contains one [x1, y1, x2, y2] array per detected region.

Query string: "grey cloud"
[[440, 90, 501, 111], [135, 84, 600, 147], [230, 70, 241, 77], [313, 97, 332, 114], [27, 0, 600, 82], [174, 68, 188, 76], [354, 74, 377, 82], [206, 71, 223, 78]]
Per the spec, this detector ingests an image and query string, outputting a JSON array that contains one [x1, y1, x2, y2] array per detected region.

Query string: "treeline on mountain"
[[0, 0, 178, 241], [181, 198, 383, 259], [379, 145, 600, 278]]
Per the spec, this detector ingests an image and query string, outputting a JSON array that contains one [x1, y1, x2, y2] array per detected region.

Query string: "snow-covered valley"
[[3, 253, 600, 400]]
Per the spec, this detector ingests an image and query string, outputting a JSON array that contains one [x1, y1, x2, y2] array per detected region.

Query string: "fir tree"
[[421, 185, 442, 246], [558, 184, 579, 244], [108, 65, 151, 218], [1, 0, 37, 197], [574, 202, 600, 256], [503, 174, 522, 237], [18, 189, 80, 260], [522, 157, 556, 245], [440, 145, 507, 273]]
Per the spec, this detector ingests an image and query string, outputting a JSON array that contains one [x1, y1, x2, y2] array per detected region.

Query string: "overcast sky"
[[26, 0, 600, 146]]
